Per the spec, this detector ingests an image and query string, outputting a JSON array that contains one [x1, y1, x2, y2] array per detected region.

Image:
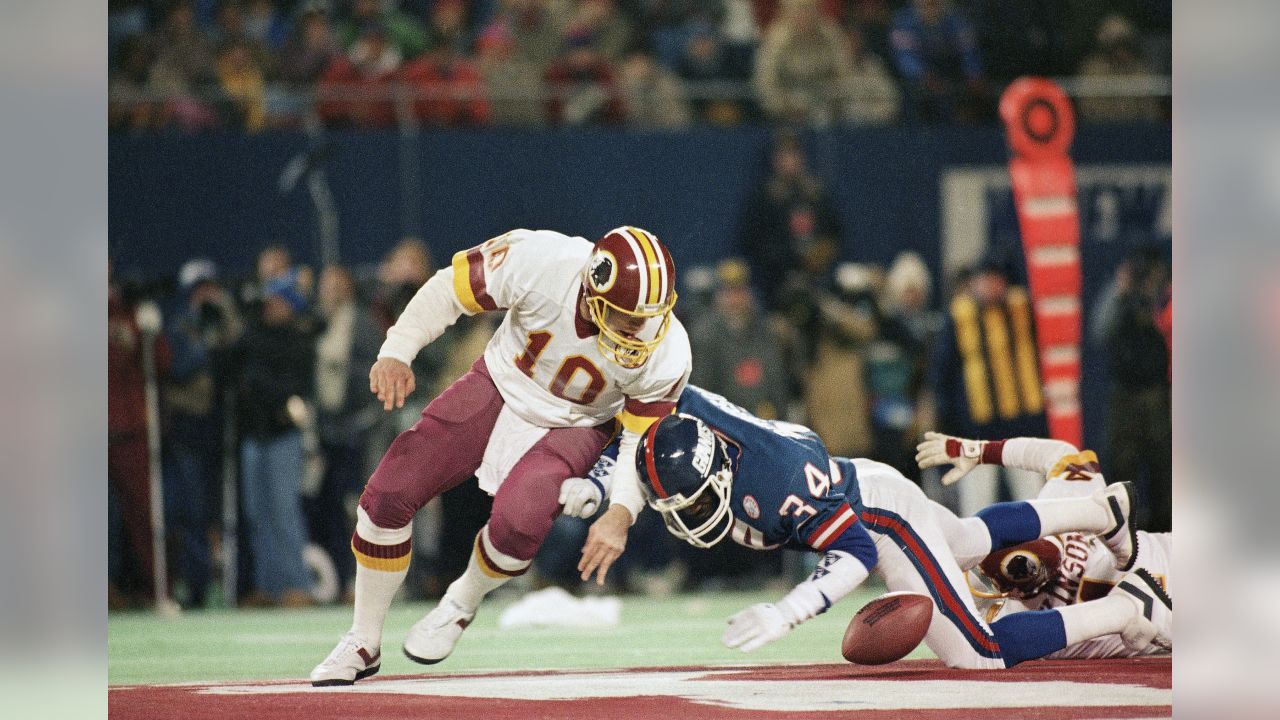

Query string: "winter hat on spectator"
[[264, 271, 307, 313], [885, 251, 931, 308], [179, 258, 219, 293]]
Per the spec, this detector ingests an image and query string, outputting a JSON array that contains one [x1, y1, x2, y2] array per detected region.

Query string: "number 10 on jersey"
[[514, 331, 608, 405]]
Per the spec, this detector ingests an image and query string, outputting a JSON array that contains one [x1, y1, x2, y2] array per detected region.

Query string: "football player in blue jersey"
[[561, 385, 1171, 669]]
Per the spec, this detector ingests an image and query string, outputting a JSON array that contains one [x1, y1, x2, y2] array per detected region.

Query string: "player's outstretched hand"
[[559, 477, 602, 518], [369, 357, 416, 411], [578, 504, 631, 586], [915, 431, 984, 486], [723, 603, 792, 652]]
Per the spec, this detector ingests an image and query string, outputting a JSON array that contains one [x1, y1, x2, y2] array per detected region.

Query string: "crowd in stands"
[[107, 131, 1172, 610], [108, 0, 1171, 131]]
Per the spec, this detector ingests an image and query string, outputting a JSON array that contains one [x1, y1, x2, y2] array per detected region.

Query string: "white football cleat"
[[403, 596, 475, 665], [1095, 482, 1138, 571], [1115, 568, 1172, 653], [310, 632, 380, 687]]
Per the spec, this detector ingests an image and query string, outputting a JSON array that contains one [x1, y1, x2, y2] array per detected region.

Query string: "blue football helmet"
[[635, 414, 734, 548]]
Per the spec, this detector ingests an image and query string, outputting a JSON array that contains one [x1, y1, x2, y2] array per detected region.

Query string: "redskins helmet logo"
[[587, 250, 617, 293]]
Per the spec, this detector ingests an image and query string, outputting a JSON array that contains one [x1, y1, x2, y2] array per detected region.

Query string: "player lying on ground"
[[914, 432, 1172, 658], [562, 385, 1170, 669], [310, 227, 690, 686]]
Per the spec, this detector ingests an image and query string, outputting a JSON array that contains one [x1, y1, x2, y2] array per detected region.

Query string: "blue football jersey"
[[598, 385, 869, 554]]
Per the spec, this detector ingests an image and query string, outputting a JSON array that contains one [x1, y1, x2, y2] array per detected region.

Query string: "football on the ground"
[[841, 591, 933, 665]]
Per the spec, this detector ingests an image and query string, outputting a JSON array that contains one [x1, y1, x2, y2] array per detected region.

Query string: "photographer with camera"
[[163, 258, 243, 608]]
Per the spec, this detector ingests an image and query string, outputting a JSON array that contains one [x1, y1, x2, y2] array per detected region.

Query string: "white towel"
[[476, 404, 550, 494], [497, 587, 622, 629]]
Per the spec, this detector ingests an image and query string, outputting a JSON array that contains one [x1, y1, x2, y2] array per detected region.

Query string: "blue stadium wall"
[[109, 125, 1170, 451]]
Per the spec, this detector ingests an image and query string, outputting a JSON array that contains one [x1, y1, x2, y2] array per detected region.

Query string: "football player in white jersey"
[[917, 432, 1172, 658], [310, 227, 690, 685]]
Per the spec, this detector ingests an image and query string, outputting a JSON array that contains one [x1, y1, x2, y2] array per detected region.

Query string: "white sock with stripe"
[[1027, 495, 1111, 537], [1057, 593, 1136, 645], [350, 507, 412, 647], [444, 525, 532, 613]]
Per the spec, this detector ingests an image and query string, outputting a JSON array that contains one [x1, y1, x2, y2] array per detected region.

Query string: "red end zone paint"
[[110, 659, 1170, 720]]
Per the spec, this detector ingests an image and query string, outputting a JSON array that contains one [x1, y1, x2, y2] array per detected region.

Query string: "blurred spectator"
[[676, 22, 750, 125], [240, 243, 296, 308], [227, 273, 317, 607], [147, 1, 221, 131], [109, 36, 159, 131], [689, 259, 791, 420], [618, 49, 692, 129], [844, 0, 894, 72], [718, 0, 761, 77], [216, 41, 268, 131], [211, 1, 276, 73], [739, 131, 842, 315], [310, 265, 385, 598], [1075, 14, 1163, 123], [149, 2, 216, 86], [750, 0, 840, 27], [372, 236, 433, 330], [401, 31, 492, 126], [842, 25, 900, 125], [317, 23, 402, 128], [566, 0, 635, 62], [1090, 247, 1171, 531], [109, 270, 171, 607], [889, 0, 989, 124], [244, 0, 291, 51], [425, 0, 472, 55], [163, 259, 243, 608], [805, 262, 876, 458], [336, 0, 429, 59], [754, 0, 857, 126], [544, 31, 626, 125], [930, 250, 1048, 516], [279, 6, 342, 84], [109, 0, 152, 56], [865, 251, 935, 477], [479, 0, 571, 68], [968, 0, 1070, 84], [475, 23, 548, 126]]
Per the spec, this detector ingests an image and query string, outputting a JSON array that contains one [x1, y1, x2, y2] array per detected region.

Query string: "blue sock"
[[975, 501, 1042, 549], [991, 610, 1068, 668]]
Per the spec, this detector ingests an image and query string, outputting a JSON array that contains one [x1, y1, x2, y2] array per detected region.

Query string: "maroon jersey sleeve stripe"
[[466, 248, 499, 312]]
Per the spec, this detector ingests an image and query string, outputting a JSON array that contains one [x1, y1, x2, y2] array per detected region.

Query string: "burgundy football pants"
[[358, 357, 612, 561]]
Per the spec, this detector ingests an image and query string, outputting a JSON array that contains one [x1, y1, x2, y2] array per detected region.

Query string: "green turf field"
[[108, 582, 937, 685]]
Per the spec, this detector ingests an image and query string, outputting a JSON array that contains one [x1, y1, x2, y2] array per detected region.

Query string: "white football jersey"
[[380, 228, 691, 430], [988, 530, 1171, 659], [970, 439, 1173, 659]]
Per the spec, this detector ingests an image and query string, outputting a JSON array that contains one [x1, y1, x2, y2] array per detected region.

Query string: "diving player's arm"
[[559, 433, 620, 519], [915, 432, 1082, 486], [724, 511, 879, 652]]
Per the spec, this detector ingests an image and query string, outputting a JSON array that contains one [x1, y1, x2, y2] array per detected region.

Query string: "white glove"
[[915, 431, 986, 486], [558, 477, 603, 518], [722, 603, 793, 652]]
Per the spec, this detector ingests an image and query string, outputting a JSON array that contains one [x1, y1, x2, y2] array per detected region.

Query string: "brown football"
[[841, 591, 933, 665]]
